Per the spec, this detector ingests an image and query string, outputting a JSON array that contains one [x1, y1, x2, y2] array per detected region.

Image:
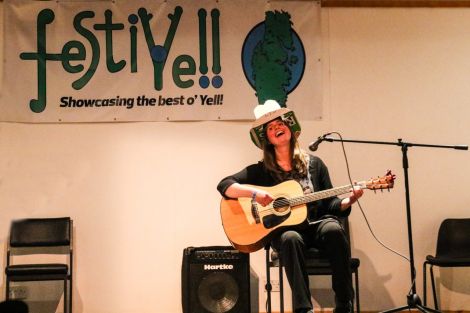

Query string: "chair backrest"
[[9, 217, 71, 248], [435, 218, 470, 258]]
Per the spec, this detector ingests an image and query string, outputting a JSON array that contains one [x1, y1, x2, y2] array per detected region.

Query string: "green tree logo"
[[242, 11, 306, 107]]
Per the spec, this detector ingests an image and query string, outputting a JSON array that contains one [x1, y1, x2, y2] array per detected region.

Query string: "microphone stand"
[[321, 136, 467, 313]]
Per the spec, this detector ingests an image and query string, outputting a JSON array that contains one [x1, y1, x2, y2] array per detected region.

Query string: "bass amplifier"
[[181, 246, 250, 313]]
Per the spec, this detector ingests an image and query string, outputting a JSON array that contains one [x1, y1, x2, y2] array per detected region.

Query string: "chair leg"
[[354, 269, 360, 313], [5, 278, 10, 300], [423, 262, 428, 306], [70, 251, 73, 313], [64, 277, 68, 313], [265, 246, 272, 313], [69, 276, 72, 313], [279, 258, 284, 313], [430, 265, 439, 310]]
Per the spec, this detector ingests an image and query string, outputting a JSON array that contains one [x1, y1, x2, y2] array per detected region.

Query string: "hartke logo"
[[241, 10, 306, 107], [203, 264, 234, 270]]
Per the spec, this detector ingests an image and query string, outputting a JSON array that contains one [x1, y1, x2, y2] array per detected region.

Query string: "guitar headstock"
[[365, 170, 396, 190]]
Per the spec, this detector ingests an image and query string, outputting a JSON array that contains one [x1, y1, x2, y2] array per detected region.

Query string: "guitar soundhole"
[[272, 197, 290, 213], [262, 197, 291, 229]]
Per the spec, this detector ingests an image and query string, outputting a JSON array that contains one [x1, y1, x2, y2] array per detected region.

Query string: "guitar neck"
[[289, 184, 359, 206]]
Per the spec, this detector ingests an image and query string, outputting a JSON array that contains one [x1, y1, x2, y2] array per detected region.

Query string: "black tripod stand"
[[320, 136, 467, 313]]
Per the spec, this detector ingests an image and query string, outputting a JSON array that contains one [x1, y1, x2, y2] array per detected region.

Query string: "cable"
[[329, 131, 416, 293]]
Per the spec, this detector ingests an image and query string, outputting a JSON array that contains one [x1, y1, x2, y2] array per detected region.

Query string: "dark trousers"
[[271, 218, 353, 312]]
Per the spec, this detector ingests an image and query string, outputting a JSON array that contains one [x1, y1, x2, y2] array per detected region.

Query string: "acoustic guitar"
[[220, 171, 395, 253]]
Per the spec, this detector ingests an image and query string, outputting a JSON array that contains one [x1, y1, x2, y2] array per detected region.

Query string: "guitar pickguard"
[[262, 212, 291, 229]]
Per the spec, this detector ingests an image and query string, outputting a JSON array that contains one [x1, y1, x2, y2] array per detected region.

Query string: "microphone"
[[454, 145, 468, 150], [309, 133, 332, 151]]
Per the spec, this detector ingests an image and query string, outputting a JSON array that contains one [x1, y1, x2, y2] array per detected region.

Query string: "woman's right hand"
[[225, 183, 274, 206], [254, 190, 274, 207]]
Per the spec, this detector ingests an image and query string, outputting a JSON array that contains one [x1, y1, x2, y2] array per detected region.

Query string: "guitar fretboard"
[[288, 184, 355, 206]]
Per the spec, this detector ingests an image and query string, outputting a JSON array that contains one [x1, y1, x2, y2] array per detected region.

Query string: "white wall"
[[322, 7, 470, 311], [1, 3, 470, 313]]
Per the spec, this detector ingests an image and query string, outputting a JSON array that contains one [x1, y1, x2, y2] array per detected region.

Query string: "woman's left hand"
[[349, 185, 364, 204]]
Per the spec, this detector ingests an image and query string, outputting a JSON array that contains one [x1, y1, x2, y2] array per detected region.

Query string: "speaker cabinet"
[[182, 246, 250, 313]]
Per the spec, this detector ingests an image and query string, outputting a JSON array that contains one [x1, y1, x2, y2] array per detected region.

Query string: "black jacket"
[[217, 154, 350, 222]]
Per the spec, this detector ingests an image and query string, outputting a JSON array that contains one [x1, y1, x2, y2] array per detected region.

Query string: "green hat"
[[249, 100, 301, 149]]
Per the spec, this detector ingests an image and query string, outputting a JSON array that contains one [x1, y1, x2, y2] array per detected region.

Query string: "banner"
[[1, 0, 322, 123]]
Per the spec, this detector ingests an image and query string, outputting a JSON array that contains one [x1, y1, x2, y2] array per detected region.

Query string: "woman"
[[217, 100, 363, 313]]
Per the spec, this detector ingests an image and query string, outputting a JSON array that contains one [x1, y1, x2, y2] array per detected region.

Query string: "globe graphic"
[[241, 22, 306, 94]]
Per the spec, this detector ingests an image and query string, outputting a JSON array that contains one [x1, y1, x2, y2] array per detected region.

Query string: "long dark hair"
[[262, 128, 308, 182]]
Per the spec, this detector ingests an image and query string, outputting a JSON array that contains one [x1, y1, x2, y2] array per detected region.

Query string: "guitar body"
[[220, 170, 396, 253], [220, 180, 308, 253]]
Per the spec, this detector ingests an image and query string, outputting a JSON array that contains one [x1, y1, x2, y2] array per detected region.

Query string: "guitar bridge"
[[251, 200, 260, 224]]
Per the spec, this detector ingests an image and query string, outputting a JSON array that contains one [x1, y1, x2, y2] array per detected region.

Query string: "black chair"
[[5, 217, 73, 313], [265, 217, 360, 313], [423, 218, 470, 310]]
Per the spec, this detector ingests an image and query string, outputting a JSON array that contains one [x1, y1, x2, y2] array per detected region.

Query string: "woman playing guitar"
[[217, 100, 363, 313]]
